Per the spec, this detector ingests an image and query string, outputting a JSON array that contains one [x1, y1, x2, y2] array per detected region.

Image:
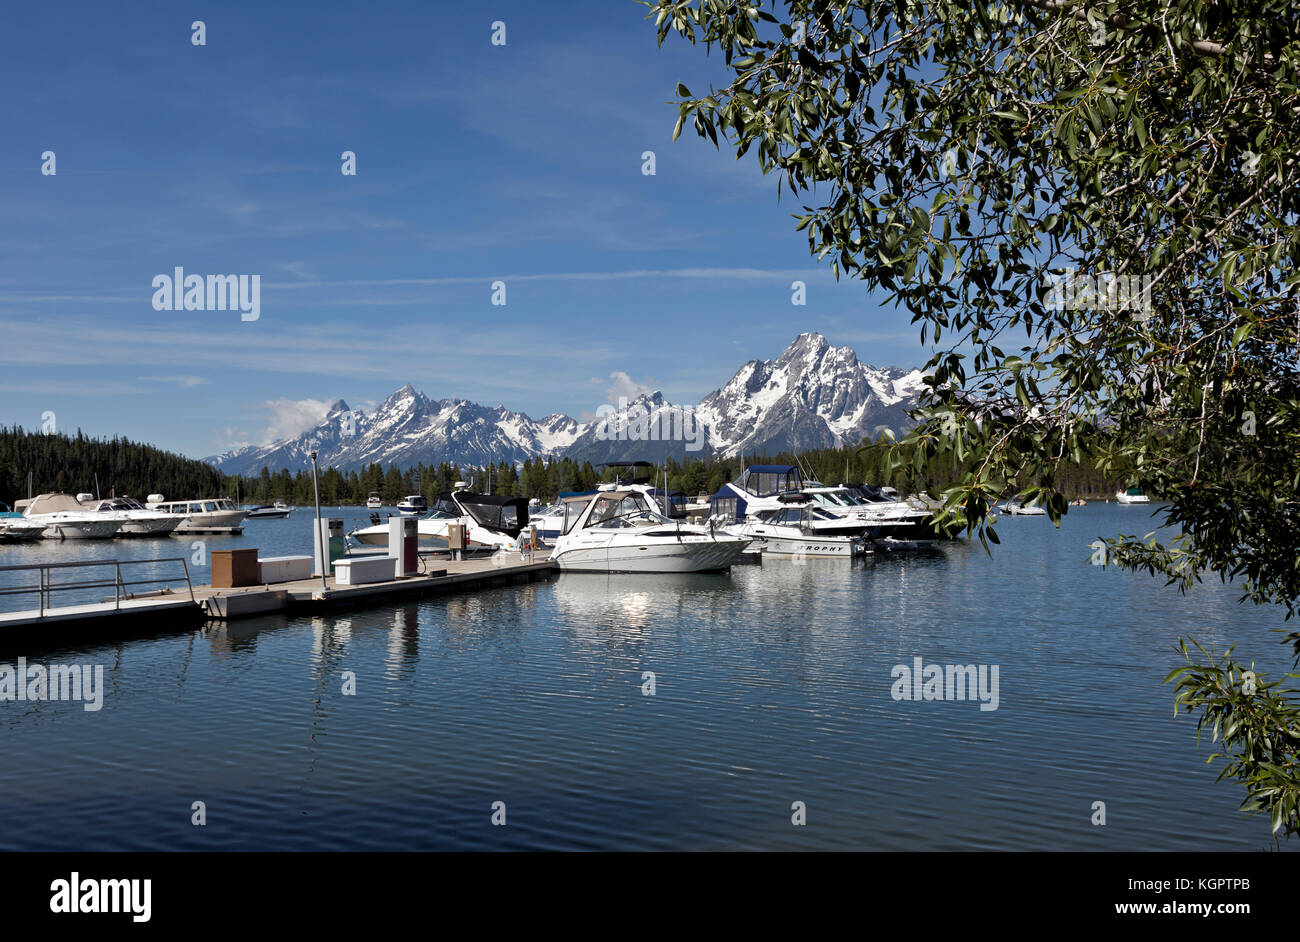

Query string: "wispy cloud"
[[136, 375, 209, 388], [259, 397, 335, 445]]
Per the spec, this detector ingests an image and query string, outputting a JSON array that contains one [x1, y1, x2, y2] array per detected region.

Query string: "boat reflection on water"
[[550, 571, 740, 641]]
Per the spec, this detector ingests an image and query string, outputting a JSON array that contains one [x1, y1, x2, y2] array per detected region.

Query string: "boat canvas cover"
[[709, 485, 747, 523], [17, 493, 84, 515], [447, 492, 530, 536], [737, 465, 804, 497]]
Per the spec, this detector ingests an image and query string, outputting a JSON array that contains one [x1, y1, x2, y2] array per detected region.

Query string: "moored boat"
[[245, 500, 292, 519], [396, 494, 428, 515], [552, 489, 749, 573], [15, 493, 124, 540], [77, 495, 184, 536], [1115, 487, 1150, 504], [725, 501, 868, 557], [145, 495, 248, 531]]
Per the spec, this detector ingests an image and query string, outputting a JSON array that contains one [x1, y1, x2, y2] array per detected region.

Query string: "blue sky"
[[0, 0, 928, 459]]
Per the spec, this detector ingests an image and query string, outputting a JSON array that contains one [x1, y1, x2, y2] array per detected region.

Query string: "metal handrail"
[[0, 557, 196, 616]]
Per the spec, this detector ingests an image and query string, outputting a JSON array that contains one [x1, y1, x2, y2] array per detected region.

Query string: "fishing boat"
[[15, 493, 124, 540], [245, 500, 292, 519], [1115, 487, 1150, 504], [77, 495, 184, 535], [551, 489, 749, 573]]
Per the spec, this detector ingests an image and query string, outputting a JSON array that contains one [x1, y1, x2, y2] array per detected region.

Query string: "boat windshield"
[[584, 493, 670, 529], [563, 497, 593, 535]]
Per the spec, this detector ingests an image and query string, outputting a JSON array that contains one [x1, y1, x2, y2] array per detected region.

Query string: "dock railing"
[[0, 558, 196, 617]]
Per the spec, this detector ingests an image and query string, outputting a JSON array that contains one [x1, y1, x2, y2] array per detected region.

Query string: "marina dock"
[[0, 550, 556, 655]]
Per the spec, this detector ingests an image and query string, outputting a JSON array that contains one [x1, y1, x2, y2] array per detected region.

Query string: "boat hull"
[[553, 537, 749, 573], [117, 516, 185, 536], [174, 511, 248, 531], [39, 519, 123, 540]]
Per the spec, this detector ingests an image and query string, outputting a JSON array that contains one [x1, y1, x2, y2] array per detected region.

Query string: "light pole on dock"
[[310, 451, 327, 591]]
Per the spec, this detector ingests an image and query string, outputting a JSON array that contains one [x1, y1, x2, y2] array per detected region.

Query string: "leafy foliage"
[[649, 0, 1300, 838], [649, 0, 1300, 612], [1167, 638, 1300, 839]]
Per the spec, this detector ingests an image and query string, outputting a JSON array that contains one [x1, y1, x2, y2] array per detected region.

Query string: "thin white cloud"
[[260, 397, 335, 445], [136, 375, 209, 388], [605, 371, 657, 402]]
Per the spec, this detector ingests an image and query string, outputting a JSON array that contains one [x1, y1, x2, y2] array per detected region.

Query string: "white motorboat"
[[366, 492, 382, 509], [551, 489, 749, 573], [802, 483, 935, 539], [77, 495, 184, 535], [709, 465, 931, 540], [0, 504, 46, 542], [145, 495, 248, 531], [15, 493, 124, 540], [1115, 487, 1151, 504], [396, 494, 428, 515], [529, 500, 571, 541], [350, 486, 529, 552], [1000, 500, 1048, 516], [245, 500, 292, 519], [725, 503, 868, 558]]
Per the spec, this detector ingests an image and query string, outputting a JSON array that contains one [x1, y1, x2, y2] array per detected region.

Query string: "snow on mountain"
[[693, 333, 924, 458], [204, 335, 925, 474]]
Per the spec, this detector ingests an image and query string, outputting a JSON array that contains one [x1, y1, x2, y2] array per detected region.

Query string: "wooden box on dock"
[[212, 549, 260, 588]]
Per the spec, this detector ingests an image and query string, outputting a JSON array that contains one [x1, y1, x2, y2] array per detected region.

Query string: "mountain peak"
[[205, 338, 924, 473]]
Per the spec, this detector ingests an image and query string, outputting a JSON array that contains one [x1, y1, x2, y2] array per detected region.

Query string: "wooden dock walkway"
[[196, 551, 556, 619], [0, 551, 556, 655]]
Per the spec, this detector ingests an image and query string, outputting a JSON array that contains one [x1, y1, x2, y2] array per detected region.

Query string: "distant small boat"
[[1115, 488, 1150, 504], [246, 500, 292, 519], [366, 492, 382, 509], [396, 495, 427, 516], [1069, 498, 1087, 507], [1001, 501, 1047, 516]]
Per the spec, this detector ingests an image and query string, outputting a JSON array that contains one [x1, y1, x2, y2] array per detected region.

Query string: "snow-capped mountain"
[[204, 335, 926, 473], [693, 332, 926, 457], [207, 385, 585, 475]]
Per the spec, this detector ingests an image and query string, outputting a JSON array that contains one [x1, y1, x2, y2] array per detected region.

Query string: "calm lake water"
[[0, 503, 1295, 850]]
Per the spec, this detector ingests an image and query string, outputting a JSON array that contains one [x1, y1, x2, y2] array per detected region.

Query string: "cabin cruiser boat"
[[145, 495, 248, 531], [396, 494, 428, 515], [551, 489, 749, 573], [245, 500, 292, 519], [725, 501, 868, 557], [709, 467, 862, 533], [1115, 487, 1150, 504], [0, 503, 46, 542], [350, 485, 529, 553], [366, 492, 382, 509], [15, 493, 124, 540], [76, 494, 184, 535], [529, 500, 570, 541], [801, 484, 936, 539]]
